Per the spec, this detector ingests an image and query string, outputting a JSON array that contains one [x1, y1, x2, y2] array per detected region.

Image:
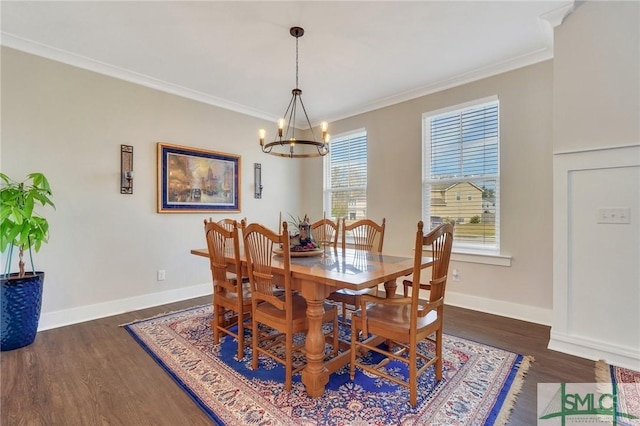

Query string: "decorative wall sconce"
[[254, 163, 263, 199], [121, 144, 134, 194]]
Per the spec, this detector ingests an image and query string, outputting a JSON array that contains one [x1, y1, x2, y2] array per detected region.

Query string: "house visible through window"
[[323, 130, 367, 222], [422, 96, 499, 251]]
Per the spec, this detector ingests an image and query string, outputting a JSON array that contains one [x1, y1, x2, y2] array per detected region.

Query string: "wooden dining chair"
[[403, 221, 456, 298], [310, 218, 339, 249], [217, 217, 249, 283], [341, 217, 386, 252], [327, 218, 386, 323], [241, 220, 339, 391], [349, 220, 454, 406], [204, 218, 252, 359], [217, 217, 247, 232]]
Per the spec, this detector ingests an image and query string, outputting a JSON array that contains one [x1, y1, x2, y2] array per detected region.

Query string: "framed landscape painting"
[[157, 143, 241, 213]]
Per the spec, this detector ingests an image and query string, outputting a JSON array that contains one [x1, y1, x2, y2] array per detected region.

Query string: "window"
[[422, 96, 499, 251], [324, 130, 367, 222]]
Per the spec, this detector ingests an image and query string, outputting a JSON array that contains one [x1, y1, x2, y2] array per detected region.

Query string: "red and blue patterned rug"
[[124, 304, 531, 425], [596, 360, 640, 424]]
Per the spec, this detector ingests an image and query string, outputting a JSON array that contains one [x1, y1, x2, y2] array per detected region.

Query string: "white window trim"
[[422, 95, 502, 255], [421, 247, 512, 267], [424, 95, 498, 119]]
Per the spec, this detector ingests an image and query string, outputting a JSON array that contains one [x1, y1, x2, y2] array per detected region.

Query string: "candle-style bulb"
[[258, 129, 266, 146], [278, 118, 285, 138], [321, 121, 329, 144]]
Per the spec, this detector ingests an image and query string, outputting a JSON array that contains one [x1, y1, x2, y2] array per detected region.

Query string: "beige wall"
[[550, 1, 639, 369], [554, 1, 640, 152], [1, 47, 303, 327], [303, 61, 555, 323]]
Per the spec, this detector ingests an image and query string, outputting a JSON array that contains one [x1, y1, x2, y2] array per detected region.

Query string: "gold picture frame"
[[157, 143, 241, 213]]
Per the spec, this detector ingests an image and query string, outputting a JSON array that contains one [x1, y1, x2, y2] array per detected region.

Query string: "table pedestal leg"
[[384, 279, 397, 298], [300, 283, 329, 397]]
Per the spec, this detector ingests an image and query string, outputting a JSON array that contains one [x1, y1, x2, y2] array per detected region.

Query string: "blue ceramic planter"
[[1, 272, 44, 351]]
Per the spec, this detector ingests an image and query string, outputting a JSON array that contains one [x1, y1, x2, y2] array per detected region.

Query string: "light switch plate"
[[597, 207, 631, 224]]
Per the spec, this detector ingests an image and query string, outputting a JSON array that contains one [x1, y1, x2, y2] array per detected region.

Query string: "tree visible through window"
[[422, 97, 499, 251], [323, 130, 367, 222]]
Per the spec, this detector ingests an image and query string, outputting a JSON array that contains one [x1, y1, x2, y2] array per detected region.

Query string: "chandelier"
[[259, 27, 330, 158]]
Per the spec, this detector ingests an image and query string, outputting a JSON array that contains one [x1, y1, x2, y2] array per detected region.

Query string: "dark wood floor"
[[1, 296, 596, 425]]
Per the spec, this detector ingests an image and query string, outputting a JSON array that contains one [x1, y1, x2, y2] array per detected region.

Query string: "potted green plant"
[[0, 172, 54, 351]]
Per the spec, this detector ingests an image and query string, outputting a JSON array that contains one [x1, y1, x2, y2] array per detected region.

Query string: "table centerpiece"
[[286, 214, 321, 253]]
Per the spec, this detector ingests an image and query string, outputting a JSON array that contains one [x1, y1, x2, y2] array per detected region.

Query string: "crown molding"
[[1, 32, 276, 122], [540, 1, 576, 28], [325, 46, 554, 124], [326, 2, 576, 124], [2, 29, 559, 126]]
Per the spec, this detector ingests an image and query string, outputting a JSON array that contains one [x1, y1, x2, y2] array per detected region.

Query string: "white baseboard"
[[37, 285, 553, 333], [38, 283, 211, 331], [549, 331, 640, 371], [445, 291, 553, 326]]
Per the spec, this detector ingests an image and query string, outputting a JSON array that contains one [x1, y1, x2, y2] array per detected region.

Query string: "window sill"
[[421, 247, 512, 267]]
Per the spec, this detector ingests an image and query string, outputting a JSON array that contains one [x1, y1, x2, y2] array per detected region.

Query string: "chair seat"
[[353, 303, 438, 334], [255, 294, 336, 326], [254, 294, 307, 325], [334, 287, 377, 296], [329, 287, 377, 302], [226, 272, 250, 283], [217, 281, 252, 301]]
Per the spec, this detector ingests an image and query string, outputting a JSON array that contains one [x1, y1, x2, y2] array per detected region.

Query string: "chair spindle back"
[[341, 218, 386, 252], [241, 220, 291, 312]]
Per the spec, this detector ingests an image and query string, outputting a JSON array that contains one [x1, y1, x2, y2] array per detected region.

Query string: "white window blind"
[[422, 97, 500, 251], [323, 130, 367, 221]]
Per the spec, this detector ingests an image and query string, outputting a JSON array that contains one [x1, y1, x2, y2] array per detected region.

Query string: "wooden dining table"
[[190, 246, 433, 397]]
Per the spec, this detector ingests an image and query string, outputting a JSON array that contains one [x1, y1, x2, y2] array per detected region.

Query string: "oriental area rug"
[[124, 304, 532, 426], [595, 360, 640, 424]]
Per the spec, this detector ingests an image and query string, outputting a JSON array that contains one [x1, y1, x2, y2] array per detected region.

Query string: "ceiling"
[[1, 1, 574, 126]]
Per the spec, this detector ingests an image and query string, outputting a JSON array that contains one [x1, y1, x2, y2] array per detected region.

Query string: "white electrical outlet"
[[157, 270, 166, 281], [452, 268, 460, 282]]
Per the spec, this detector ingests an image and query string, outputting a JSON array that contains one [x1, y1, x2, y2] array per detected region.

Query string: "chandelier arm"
[[278, 94, 297, 143], [288, 94, 298, 141], [261, 143, 273, 154], [297, 93, 318, 142]]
